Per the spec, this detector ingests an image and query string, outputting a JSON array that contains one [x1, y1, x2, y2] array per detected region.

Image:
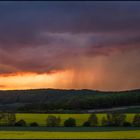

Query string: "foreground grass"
[[0, 130, 140, 139], [16, 113, 136, 126]]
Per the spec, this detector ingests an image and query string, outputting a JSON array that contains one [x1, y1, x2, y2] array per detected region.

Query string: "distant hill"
[[0, 88, 140, 113]]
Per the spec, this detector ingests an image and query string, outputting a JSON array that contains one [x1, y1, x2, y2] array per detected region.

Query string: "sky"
[[0, 1, 140, 91]]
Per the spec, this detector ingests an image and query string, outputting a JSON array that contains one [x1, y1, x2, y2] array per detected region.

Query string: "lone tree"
[[46, 115, 61, 127], [64, 118, 76, 127], [132, 114, 140, 127], [88, 114, 98, 126]]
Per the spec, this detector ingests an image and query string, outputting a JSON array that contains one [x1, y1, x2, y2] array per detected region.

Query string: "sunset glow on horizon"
[[0, 69, 97, 90], [0, 70, 73, 90]]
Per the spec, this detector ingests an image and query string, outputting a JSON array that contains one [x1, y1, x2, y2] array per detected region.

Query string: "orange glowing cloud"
[[0, 70, 82, 90], [0, 70, 67, 90], [0, 33, 140, 91], [0, 45, 140, 91]]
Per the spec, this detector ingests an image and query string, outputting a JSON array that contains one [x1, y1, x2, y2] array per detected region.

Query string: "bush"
[[15, 119, 26, 126], [46, 115, 61, 127], [64, 118, 76, 127], [83, 121, 90, 127], [29, 122, 39, 127], [123, 121, 131, 127]]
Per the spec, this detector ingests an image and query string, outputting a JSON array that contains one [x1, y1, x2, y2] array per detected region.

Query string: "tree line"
[[0, 113, 140, 127], [17, 89, 140, 112], [0, 89, 140, 112]]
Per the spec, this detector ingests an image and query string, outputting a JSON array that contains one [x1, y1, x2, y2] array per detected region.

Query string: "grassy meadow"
[[16, 113, 136, 126], [0, 114, 139, 139], [0, 130, 140, 139]]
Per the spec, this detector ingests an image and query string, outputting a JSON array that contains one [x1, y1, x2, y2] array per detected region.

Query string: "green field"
[[0, 114, 138, 139], [0, 130, 140, 139], [16, 113, 136, 126]]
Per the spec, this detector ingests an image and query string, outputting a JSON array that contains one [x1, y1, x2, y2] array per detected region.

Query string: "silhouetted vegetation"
[[106, 113, 126, 126], [87, 114, 98, 126], [46, 115, 61, 127], [0, 112, 140, 127], [83, 121, 90, 127], [132, 114, 140, 127], [101, 116, 108, 126], [64, 118, 76, 127], [15, 119, 26, 126], [29, 122, 39, 127], [123, 121, 131, 127], [0, 113, 16, 126]]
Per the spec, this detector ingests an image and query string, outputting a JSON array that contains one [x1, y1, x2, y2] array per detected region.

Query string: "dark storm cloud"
[[0, 32, 139, 74], [0, 2, 140, 48], [0, 1, 140, 35], [0, 1, 140, 74], [0, 1, 140, 47], [85, 34, 140, 57]]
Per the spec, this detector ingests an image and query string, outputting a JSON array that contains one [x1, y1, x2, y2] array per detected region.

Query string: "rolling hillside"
[[0, 88, 140, 112]]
